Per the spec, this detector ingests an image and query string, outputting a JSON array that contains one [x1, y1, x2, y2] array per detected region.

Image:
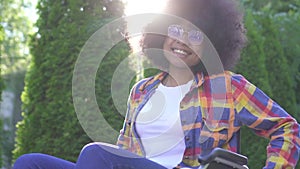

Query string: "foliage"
[[0, 0, 32, 75], [0, 0, 35, 167], [242, 0, 299, 13], [237, 2, 299, 168], [13, 0, 127, 162], [273, 11, 300, 119], [95, 41, 133, 142], [257, 14, 297, 114], [0, 15, 4, 100], [0, 14, 4, 169], [11, 0, 300, 168], [235, 10, 272, 96], [234, 10, 271, 169], [0, 119, 2, 168]]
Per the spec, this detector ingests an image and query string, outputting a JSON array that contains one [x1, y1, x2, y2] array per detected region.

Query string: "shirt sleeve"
[[231, 74, 300, 169], [116, 105, 131, 150], [116, 85, 136, 150]]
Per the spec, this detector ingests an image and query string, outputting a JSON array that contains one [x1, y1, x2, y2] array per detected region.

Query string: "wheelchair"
[[197, 148, 249, 169]]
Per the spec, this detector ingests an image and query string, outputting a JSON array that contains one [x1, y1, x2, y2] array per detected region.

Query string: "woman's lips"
[[171, 47, 192, 58]]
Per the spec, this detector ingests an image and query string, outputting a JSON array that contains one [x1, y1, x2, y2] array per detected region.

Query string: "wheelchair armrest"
[[198, 148, 248, 167]]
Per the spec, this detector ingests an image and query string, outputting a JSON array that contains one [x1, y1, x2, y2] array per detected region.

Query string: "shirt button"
[[180, 104, 184, 109], [184, 156, 189, 159], [185, 136, 190, 141]]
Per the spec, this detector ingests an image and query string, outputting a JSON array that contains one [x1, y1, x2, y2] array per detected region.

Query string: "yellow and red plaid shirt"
[[117, 71, 300, 168]]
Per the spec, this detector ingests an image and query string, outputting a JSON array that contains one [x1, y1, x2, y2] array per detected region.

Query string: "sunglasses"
[[167, 24, 204, 45]]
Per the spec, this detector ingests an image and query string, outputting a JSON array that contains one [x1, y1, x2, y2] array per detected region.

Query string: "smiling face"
[[163, 24, 203, 70]]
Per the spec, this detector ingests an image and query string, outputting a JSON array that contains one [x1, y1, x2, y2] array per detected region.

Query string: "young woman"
[[13, 0, 300, 169]]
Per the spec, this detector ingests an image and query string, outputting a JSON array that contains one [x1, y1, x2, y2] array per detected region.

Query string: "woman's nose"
[[174, 34, 190, 46]]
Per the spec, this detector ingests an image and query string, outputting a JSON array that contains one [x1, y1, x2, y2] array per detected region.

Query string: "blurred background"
[[0, 0, 299, 168]]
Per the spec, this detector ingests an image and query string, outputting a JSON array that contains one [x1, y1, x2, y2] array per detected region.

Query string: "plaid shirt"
[[117, 71, 300, 169]]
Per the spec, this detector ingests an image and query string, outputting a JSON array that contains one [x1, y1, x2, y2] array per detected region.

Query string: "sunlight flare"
[[123, 0, 167, 16], [123, 0, 168, 53]]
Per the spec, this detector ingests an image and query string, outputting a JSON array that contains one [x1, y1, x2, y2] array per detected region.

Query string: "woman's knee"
[[13, 153, 43, 169], [80, 143, 101, 156], [80, 142, 140, 158], [82, 142, 99, 149], [13, 153, 75, 169]]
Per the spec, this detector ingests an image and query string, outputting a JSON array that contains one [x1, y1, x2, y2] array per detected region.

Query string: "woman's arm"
[[116, 89, 134, 150], [232, 74, 300, 169], [116, 78, 149, 151]]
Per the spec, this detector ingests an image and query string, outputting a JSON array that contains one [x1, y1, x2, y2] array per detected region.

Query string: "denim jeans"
[[13, 142, 167, 169]]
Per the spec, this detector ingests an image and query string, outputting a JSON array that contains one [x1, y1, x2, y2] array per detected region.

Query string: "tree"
[[235, 10, 272, 95], [0, 0, 32, 75], [242, 0, 299, 13], [242, 0, 300, 120], [257, 14, 297, 114], [0, 15, 4, 101], [14, 0, 128, 162], [274, 11, 300, 120], [0, 0, 33, 167], [235, 3, 299, 168], [0, 16, 4, 169], [235, 11, 271, 169]]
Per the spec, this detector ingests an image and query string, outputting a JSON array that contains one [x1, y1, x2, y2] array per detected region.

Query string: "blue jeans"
[[13, 142, 167, 169]]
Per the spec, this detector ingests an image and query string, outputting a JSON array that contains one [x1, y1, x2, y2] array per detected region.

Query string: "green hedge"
[[0, 17, 4, 168], [13, 1, 299, 168], [13, 0, 127, 162], [235, 10, 299, 169]]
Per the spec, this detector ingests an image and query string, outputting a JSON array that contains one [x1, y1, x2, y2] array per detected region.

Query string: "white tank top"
[[136, 80, 193, 168]]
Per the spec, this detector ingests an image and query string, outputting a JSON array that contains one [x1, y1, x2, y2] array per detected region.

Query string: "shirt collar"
[[139, 71, 205, 92]]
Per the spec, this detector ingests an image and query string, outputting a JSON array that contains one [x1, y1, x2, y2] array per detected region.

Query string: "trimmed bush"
[[13, 0, 127, 162]]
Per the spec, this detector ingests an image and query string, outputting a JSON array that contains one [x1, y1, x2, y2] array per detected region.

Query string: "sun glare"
[[122, 0, 168, 79], [123, 0, 167, 16], [123, 0, 168, 53]]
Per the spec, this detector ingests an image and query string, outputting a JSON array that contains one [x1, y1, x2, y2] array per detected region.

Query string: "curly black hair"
[[140, 0, 247, 74]]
